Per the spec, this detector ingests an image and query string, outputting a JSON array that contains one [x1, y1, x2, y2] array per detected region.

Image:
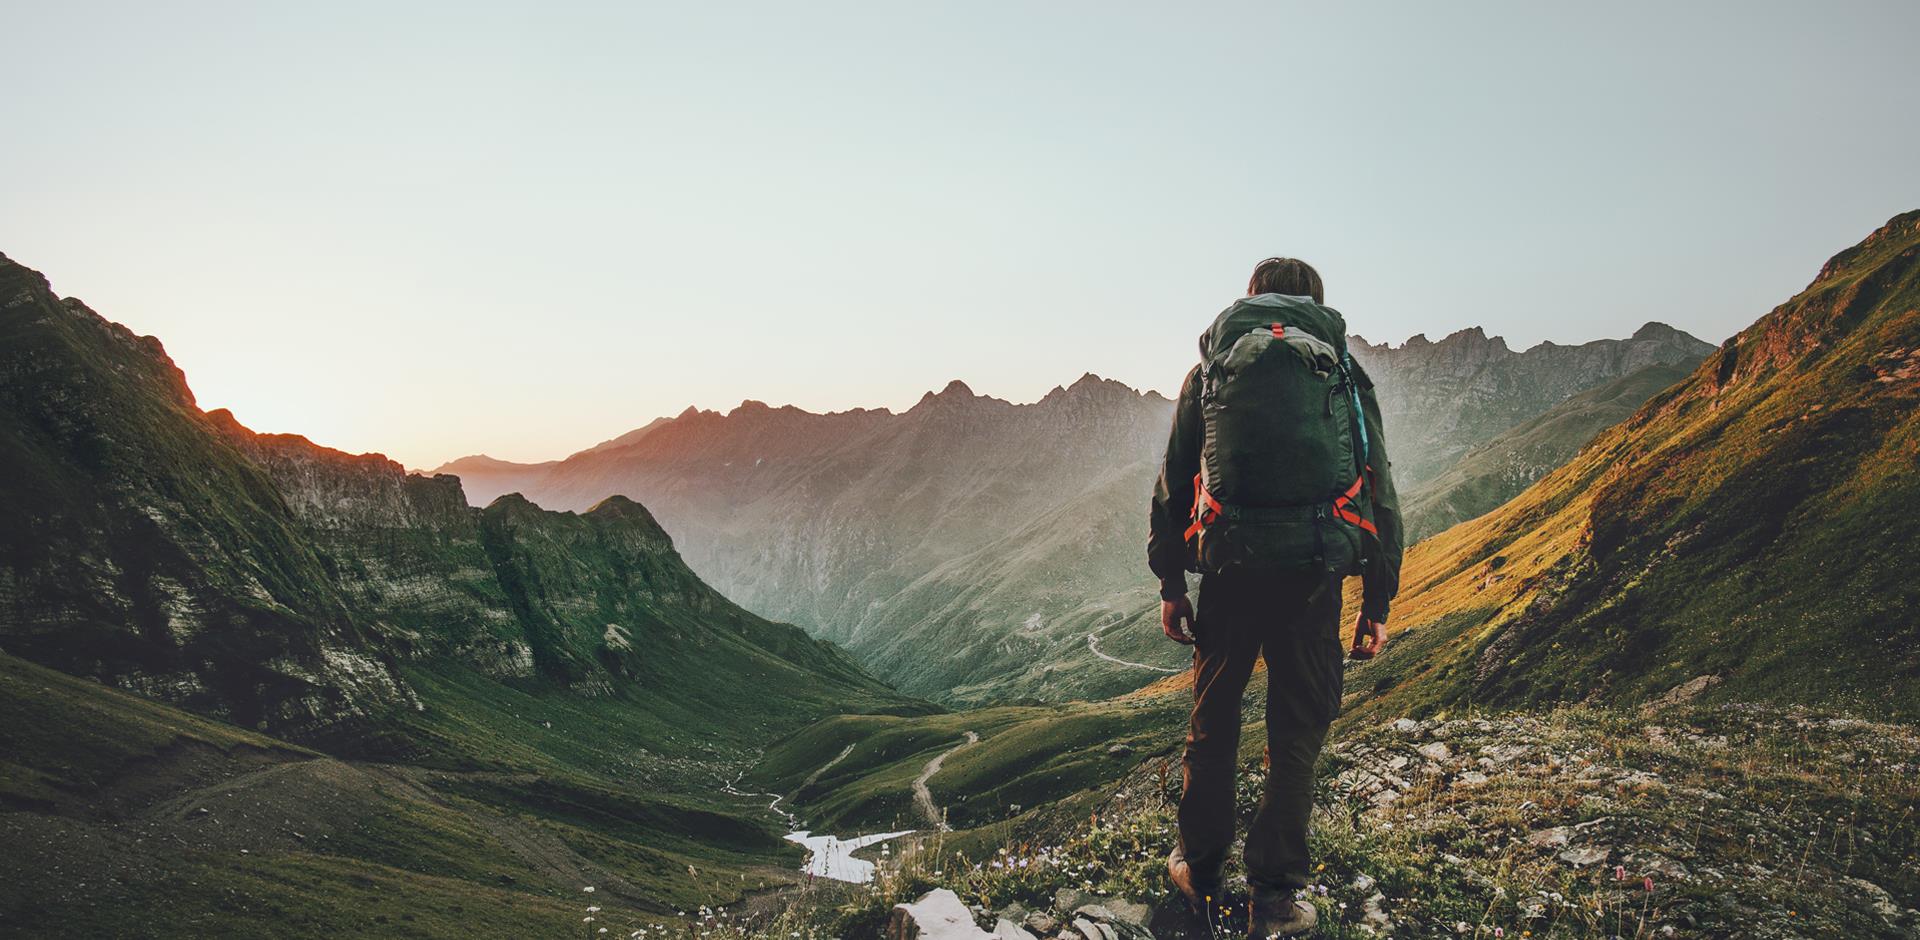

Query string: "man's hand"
[[1350, 615, 1387, 660], [1161, 596, 1196, 645]]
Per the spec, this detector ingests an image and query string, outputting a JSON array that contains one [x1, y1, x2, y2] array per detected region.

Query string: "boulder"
[[1525, 826, 1571, 848], [1024, 912, 1059, 935], [1067, 902, 1153, 939], [1558, 845, 1611, 867], [992, 919, 1038, 940], [1075, 900, 1151, 929], [1362, 892, 1390, 927], [890, 889, 993, 940], [1072, 917, 1115, 940]]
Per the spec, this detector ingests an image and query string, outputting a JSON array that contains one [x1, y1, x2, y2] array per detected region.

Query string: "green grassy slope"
[[851, 462, 1191, 706], [0, 259, 409, 735], [1338, 210, 1920, 723], [745, 693, 1187, 838], [0, 650, 840, 936]]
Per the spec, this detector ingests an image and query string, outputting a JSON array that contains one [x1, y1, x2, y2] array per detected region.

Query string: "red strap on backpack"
[[1331, 470, 1379, 536], [1184, 472, 1224, 541]]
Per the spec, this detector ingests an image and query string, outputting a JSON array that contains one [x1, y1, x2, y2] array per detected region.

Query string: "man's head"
[[1247, 257, 1324, 303]]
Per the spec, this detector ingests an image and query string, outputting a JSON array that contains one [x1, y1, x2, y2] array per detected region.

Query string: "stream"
[[722, 767, 916, 884], [784, 830, 914, 883]]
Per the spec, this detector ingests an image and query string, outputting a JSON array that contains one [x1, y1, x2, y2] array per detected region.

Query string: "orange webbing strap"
[[1184, 472, 1225, 541], [1271, 323, 1285, 338], [1331, 473, 1379, 536]]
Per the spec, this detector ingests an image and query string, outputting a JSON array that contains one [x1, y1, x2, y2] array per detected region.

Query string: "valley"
[[432, 321, 1712, 707], [2, 209, 1917, 938]]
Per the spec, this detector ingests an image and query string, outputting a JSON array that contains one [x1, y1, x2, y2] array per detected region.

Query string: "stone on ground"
[[890, 888, 994, 940]]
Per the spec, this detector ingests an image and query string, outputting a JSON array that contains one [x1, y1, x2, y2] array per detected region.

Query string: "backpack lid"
[[1200, 294, 1350, 363]]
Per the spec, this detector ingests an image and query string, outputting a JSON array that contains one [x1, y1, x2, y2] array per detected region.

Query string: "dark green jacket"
[[1147, 355, 1405, 623]]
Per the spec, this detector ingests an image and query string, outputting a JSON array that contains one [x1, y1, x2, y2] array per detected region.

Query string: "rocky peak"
[[910, 379, 983, 412], [585, 493, 669, 538], [1813, 208, 1920, 286], [1039, 372, 1139, 406], [1348, 321, 1716, 488], [1630, 321, 1688, 343]]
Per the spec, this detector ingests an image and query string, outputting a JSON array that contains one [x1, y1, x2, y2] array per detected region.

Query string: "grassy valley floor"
[[0, 651, 899, 938]]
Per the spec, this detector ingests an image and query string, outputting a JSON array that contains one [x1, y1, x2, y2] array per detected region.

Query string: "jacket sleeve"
[[1148, 365, 1203, 600], [1357, 375, 1404, 624]]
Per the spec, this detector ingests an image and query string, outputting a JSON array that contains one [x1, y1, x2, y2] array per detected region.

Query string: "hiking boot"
[[1248, 884, 1316, 938], [1166, 847, 1220, 916]]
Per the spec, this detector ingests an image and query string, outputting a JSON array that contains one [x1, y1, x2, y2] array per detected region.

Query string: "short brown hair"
[[1247, 257, 1324, 303]]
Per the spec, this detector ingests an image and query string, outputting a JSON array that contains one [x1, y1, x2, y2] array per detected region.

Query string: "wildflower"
[[1614, 865, 1626, 881], [583, 886, 596, 893], [1495, 930, 1504, 938], [584, 917, 596, 923], [1644, 876, 1655, 892], [588, 906, 601, 913]]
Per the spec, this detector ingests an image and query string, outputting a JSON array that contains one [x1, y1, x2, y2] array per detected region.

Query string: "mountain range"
[[0, 252, 929, 933], [436, 322, 1713, 703]]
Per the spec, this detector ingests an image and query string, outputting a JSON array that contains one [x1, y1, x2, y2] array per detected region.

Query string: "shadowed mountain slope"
[[1349, 322, 1716, 490], [0, 251, 932, 930], [1399, 362, 1698, 540], [0, 250, 913, 747]]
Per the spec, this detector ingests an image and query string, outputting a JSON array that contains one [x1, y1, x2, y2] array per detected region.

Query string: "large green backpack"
[[1185, 293, 1379, 576]]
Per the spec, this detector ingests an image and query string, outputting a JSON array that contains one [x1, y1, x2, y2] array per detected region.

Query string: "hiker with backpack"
[[1147, 257, 1404, 938]]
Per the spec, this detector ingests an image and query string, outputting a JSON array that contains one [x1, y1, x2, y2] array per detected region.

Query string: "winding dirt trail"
[[797, 743, 856, 793], [911, 732, 978, 831], [1087, 632, 1183, 673]]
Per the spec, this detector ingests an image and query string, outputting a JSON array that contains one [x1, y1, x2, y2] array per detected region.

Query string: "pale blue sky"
[[3, 1, 1916, 468]]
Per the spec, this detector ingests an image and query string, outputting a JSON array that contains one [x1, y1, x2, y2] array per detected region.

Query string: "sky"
[[3, 2, 1917, 469]]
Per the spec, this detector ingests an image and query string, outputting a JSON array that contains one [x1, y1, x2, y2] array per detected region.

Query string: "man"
[[1147, 257, 1403, 939]]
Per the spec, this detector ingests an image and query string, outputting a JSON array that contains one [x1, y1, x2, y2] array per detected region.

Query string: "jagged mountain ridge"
[[457, 324, 1710, 704], [0, 251, 915, 748], [1347, 322, 1717, 489], [1342, 210, 1920, 720], [1399, 361, 1698, 540]]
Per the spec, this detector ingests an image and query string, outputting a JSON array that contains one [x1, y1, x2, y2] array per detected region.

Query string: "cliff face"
[[0, 252, 911, 742], [0, 258, 412, 735], [1349, 322, 1716, 489]]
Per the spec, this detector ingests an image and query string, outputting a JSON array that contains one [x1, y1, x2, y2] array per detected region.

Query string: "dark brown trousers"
[[1176, 570, 1344, 890]]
